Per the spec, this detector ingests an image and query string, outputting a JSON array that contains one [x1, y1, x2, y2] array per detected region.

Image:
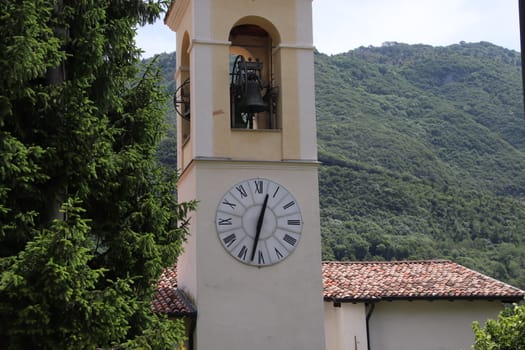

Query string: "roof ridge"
[[322, 259, 452, 265]]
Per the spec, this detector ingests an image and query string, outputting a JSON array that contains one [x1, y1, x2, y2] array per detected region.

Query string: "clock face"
[[215, 178, 303, 266]]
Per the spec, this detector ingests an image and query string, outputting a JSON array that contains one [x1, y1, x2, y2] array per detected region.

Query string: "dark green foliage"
[[151, 51, 177, 95], [1, 1, 194, 348], [156, 125, 177, 169], [316, 43, 525, 194], [144, 53, 177, 168], [315, 42, 525, 289], [318, 164, 525, 288]]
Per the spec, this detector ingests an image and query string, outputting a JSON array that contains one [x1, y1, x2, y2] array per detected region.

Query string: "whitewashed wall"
[[325, 299, 504, 350], [324, 302, 368, 350]]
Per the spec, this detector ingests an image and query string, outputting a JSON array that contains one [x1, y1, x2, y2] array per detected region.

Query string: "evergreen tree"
[[0, 1, 194, 348]]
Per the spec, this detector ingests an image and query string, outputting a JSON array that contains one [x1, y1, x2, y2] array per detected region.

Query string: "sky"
[[136, 0, 521, 58]]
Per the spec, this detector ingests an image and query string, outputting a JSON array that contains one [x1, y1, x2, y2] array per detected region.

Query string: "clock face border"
[[215, 178, 303, 267]]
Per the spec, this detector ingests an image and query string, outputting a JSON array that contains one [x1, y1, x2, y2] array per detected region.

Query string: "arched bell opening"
[[229, 23, 279, 130], [175, 31, 191, 143]]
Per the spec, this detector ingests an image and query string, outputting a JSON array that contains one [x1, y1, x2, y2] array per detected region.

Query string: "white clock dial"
[[215, 178, 303, 266]]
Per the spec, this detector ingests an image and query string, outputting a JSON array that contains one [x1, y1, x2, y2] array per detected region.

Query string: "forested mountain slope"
[[151, 42, 525, 288], [315, 42, 525, 288]]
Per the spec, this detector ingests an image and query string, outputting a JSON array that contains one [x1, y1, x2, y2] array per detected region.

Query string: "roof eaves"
[[168, 289, 197, 318], [326, 294, 524, 304]]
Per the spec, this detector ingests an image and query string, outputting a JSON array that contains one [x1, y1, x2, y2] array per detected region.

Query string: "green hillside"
[[150, 42, 525, 289]]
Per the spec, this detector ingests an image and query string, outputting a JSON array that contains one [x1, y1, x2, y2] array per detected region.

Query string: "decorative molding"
[[272, 43, 315, 54], [188, 39, 232, 53], [178, 158, 320, 181]]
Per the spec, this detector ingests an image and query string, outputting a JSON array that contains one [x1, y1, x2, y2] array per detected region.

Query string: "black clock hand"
[[251, 194, 269, 262]]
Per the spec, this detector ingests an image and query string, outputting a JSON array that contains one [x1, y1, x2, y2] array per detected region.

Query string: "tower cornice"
[[178, 157, 321, 183], [164, 0, 190, 31]]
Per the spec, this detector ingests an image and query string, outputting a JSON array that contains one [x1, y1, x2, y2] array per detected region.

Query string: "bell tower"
[[165, 1, 325, 349]]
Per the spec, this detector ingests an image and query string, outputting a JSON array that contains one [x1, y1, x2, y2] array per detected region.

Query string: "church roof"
[[152, 265, 196, 317], [153, 260, 524, 315], [323, 260, 524, 303]]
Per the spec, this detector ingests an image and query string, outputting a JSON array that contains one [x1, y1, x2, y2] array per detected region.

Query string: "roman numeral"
[[238, 245, 248, 260], [218, 218, 232, 226], [223, 233, 237, 247], [272, 186, 281, 198], [287, 219, 301, 226], [258, 250, 265, 264], [275, 248, 284, 259], [283, 234, 297, 246], [236, 185, 248, 198], [254, 180, 263, 194], [222, 199, 236, 209], [283, 201, 295, 210]]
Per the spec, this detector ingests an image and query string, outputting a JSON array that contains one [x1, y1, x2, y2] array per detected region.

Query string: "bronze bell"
[[238, 77, 268, 113]]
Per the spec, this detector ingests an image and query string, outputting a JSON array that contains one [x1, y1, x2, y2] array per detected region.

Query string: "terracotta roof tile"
[[152, 265, 196, 316], [322, 260, 525, 302], [153, 260, 524, 315]]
